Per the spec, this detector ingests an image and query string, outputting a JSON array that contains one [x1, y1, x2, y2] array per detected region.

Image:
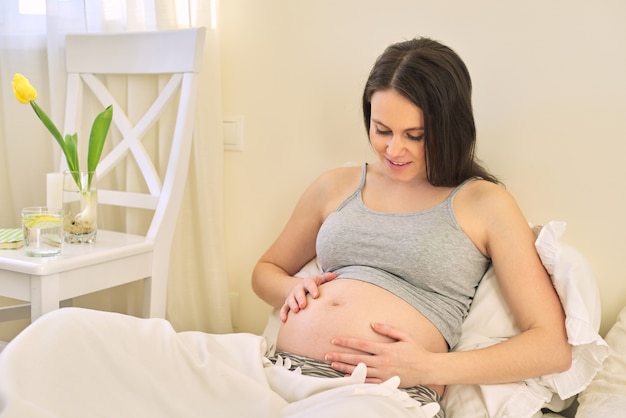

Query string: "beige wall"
[[219, 1, 626, 336]]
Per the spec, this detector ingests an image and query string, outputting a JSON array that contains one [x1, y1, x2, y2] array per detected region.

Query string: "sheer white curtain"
[[0, 0, 232, 337]]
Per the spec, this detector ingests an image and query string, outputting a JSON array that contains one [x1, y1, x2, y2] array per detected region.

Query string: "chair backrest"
[[63, 28, 205, 241]]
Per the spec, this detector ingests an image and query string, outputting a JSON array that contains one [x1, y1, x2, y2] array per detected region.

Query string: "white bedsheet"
[[0, 308, 440, 418]]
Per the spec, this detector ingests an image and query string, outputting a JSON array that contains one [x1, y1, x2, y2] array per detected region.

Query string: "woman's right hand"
[[280, 272, 338, 322]]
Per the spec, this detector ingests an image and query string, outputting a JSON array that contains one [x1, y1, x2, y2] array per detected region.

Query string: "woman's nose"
[[387, 135, 404, 156]]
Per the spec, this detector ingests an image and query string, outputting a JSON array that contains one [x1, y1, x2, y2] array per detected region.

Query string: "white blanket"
[[0, 308, 440, 418]]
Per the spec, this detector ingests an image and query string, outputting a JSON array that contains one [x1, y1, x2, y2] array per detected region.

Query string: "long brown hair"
[[362, 37, 498, 186]]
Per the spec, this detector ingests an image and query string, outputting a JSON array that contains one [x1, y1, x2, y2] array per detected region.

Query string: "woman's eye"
[[374, 126, 423, 140]]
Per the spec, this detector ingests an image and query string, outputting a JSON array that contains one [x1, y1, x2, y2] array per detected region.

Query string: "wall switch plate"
[[223, 116, 244, 151]]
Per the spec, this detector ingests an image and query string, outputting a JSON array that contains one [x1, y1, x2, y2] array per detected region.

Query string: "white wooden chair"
[[0, 28, 205, 323]]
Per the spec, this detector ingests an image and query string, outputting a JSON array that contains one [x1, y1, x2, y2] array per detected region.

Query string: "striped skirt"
[[270, 350, 444, 417]]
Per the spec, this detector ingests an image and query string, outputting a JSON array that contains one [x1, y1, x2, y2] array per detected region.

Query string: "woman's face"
[[369, 89, 427, 183]]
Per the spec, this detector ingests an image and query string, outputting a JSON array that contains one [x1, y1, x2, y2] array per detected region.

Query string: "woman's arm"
[[251, 181, 324, 309], [326, 181, 571, 387], [252, 167, 359, 314]]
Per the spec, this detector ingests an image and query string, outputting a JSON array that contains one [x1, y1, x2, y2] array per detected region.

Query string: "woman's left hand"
[[324, 322, 433, 387]]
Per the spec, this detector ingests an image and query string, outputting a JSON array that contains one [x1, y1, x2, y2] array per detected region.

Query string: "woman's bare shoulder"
[[311, 165, 363, 197], [459, 179, 516, 212], [294, 165, 364, 219], [455, 179, 527, 256]]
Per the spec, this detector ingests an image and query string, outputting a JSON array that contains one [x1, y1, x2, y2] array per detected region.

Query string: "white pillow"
[[575, 306, 626, 417], [442, 221, 608, 418]]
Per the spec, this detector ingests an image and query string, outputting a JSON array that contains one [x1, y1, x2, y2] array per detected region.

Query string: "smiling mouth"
[[387, 159, 410, 166]]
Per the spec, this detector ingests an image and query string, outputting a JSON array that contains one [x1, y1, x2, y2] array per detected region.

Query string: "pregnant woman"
[[252, 37, 571, 416]]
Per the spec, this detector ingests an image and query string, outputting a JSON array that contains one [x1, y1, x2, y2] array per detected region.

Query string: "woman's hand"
[[280, 272, 338, 322], [324, 322, 434, 387]]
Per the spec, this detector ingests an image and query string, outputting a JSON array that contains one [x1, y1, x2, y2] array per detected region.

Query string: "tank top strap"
[[447, 176, 479, 202], [334, 163, 367, 212], [444, 177, 480, 227], [358, 163, 367, 190]]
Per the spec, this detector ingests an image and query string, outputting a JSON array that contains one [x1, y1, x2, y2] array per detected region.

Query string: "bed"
[[0, 221, 622, 417]]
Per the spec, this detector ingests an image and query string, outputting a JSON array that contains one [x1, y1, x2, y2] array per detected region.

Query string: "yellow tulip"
[[10, 72, 112, 194], [12, 73, 38, 104]]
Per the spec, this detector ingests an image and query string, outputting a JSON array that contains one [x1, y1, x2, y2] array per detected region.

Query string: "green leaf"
[[87, 105, 112, 189], [64, 133, 81, 187], [30, 101, 65, 153]]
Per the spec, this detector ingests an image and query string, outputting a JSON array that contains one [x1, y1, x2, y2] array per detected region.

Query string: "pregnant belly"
[[276, 278, 448, 363]]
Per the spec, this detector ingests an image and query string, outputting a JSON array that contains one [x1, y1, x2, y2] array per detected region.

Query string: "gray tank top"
[[316, 163, 490, 347]]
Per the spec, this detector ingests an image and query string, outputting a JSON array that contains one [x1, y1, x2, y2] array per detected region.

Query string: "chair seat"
[[0, 230, 154, 320], [0, 230, 152, 276]]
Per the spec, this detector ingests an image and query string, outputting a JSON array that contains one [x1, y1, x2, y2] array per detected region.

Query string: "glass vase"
[[63, 171, 98, 243]]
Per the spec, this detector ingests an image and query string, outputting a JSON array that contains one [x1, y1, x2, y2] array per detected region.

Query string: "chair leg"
[[30, 274, 61, 322], [142, 273, 167, 319]]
